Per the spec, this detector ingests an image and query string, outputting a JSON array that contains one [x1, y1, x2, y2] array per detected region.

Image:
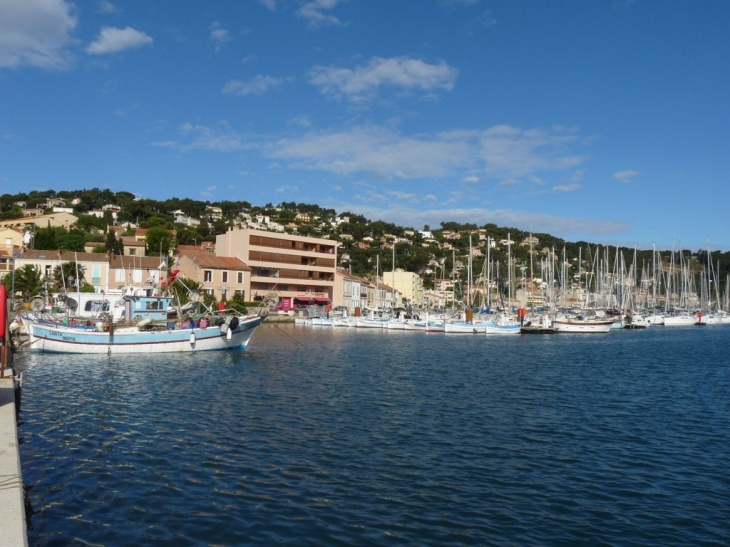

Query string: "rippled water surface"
[[18, 324, 730, 546]]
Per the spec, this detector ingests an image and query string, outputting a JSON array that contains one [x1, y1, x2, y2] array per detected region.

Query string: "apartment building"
[[216, 227, 337, 309], [174, 252, 250, 302], [382, 268, 424, 306]]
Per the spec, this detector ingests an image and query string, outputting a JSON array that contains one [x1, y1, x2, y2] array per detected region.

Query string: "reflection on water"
[[18, 324, 730, 546]]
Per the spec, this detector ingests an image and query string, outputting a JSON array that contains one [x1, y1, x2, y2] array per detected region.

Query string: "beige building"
[[0, 212, 77, 231], [216, 227, 336, 309], [333, 268, 369, 312], [0, 227, 25, 250], [14, 250, 112, 292], [174, 251, 250, 302], [382, 268, 423, 306], [121, 236, 146, 256], [108, 255, 167, 291]]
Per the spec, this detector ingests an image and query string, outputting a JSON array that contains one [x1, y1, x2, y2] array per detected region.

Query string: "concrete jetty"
[[0, 364, 27, 547]]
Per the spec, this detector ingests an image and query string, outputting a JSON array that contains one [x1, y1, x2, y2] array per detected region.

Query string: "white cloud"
[[334, 204, 631, 240], [269, 124, 586, 181], [161, 122, 590, 186], [550, 184, 582, 192], [170, 122, 250, 152], [0, 0, 77, 69], [612, 170, 638, 183], [270, 126, 472, 179], [260, 0, 276, 10], [309, 56, 458, 101], [97, 1, 117, 13], [479, 125, 586, 178], [210, 22, 231, 49], [296, 0, 347, 28], [276, 185, 299, 193], [87, 26, 153, 54], [387, 190, 417, 200], [223, 75, 285, 96]]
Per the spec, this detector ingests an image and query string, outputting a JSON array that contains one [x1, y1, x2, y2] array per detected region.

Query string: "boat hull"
[[28, 316, 264, 354], [552, 320, 613, 333]]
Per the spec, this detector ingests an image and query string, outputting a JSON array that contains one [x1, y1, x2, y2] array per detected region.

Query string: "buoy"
[[189, 332, 196, 345]]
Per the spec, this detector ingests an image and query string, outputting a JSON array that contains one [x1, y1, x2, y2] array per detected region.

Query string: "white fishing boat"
[[552, 315, 613, 333], [484, 315, 521, 335], [355, 317, 388, 328], [27, 310, 265, 354], [663, 311, 700, 326]]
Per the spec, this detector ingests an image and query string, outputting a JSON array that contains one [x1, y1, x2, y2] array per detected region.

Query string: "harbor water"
[[17, 324, 730, 546]]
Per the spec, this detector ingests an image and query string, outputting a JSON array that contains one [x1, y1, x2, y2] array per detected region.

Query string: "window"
[[45, 265, 52, 277], [115, 269, 125, 282], [237, 272, 243, 283], [204, 288, 214, 296], [91, 265, 101, 285], [222, 271, 228, 283], [204, 270, 212, 282], [129, 248, 136, 255]]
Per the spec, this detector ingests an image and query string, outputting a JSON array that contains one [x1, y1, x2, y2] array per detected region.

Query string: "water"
[[17, 324, 730, 546]]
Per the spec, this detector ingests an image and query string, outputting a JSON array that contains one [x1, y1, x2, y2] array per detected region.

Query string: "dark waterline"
[[18, 325, 730, 546]]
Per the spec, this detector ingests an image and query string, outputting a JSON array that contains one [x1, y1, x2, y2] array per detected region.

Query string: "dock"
[[0, 366, 27, 547]]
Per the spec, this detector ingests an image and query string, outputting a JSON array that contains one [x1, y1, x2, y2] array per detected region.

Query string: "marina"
[[12, 323, 730, 546]]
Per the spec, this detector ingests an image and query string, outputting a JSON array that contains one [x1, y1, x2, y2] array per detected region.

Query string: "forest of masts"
[[446, 237, 726, 314]]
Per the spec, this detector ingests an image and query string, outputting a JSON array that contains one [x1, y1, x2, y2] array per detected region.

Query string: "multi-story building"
[[174, 251, 250, 302], [333, 268, 368, 312], [382, 268, 423, 306], [216, 227, 337, 309]]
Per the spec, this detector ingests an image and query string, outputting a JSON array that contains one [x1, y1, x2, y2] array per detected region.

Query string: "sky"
[[1, 0, 729, 251]]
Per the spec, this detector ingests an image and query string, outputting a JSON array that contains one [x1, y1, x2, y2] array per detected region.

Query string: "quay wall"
[[0, 368, 27, 547]]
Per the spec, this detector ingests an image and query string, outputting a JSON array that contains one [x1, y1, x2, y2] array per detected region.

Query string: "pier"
[[1, 284, 27, 547], [0, 367, 26, 547]]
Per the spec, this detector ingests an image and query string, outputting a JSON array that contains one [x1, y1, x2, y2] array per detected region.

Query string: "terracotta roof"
[[17, 249, 110, 262], [110, 256, 167, 269], [176, 245, 208, 255], [185, 254, 250, 270], [121, 236, 145, 247]]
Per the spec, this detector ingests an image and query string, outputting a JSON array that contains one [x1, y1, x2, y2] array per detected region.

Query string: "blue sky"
[[1, 0, 729, 251]]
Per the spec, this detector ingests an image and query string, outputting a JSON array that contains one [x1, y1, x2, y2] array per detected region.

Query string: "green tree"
[[3, 265, 43, 300], [33, 223, 57, 250], [105, 230, 123, 255], [145, 226, 174, 256], [56, 229, 87, 251]]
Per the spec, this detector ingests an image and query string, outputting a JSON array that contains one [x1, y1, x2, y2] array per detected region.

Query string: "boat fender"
[[189, 332, 196, 345], [137, 318, 152, 329], [226, 327, 232, 341], [96, 322, 106, 332], [228, 316, 239, 330]]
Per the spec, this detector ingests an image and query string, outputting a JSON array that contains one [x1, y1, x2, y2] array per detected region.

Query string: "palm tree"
[[2, 264, 44, 300], [52, 262, 86, 292]]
